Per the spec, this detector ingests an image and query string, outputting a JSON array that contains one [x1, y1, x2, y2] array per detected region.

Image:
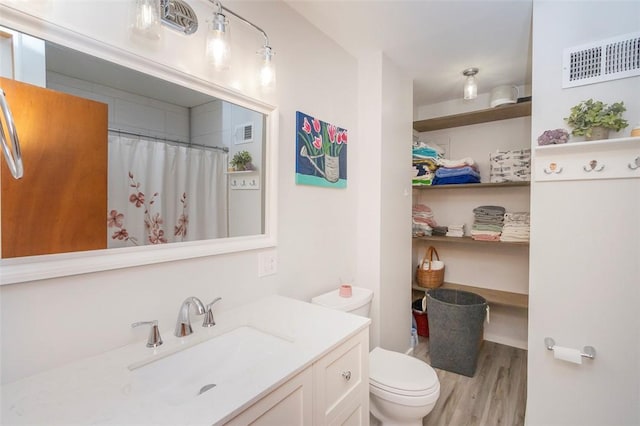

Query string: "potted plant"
[[230, 150, 253, 171], [565, 99, 628, 140]]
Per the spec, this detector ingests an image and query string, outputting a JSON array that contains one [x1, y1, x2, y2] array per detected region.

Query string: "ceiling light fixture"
[[462, 67, 479, 100]]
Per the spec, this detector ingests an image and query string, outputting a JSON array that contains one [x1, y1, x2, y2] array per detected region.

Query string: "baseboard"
[[484, 332, 528, 350]]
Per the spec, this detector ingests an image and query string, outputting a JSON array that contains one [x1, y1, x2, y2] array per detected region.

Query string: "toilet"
[[312, 286, 440, 426]]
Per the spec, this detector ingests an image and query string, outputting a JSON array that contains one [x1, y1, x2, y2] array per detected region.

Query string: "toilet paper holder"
[[544, 337, 596, 360]]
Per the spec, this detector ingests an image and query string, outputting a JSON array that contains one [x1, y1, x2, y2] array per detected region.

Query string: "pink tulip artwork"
[[296, 111, 347, 188]]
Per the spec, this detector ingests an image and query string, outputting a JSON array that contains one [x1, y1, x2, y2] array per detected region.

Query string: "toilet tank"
[[311, 286, 373, 318]]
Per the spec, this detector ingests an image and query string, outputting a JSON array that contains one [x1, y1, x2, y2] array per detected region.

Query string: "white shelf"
[[412, 283, 528, 309], [226, 169, 258, 175], [534, 136, 640, 182], [534, 136, 640, 155]]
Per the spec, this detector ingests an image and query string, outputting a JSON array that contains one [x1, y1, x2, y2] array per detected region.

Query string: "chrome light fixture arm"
[[209, 0, 270, 47]]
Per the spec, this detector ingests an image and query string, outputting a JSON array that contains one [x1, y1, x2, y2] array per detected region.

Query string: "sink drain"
[[198, 384, 217, 395]]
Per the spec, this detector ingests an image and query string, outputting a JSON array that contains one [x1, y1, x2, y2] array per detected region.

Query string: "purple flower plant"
[[537, 128, 569, 146]]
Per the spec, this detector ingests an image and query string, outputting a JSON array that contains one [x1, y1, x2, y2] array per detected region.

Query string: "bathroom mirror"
[[0, 10, 278, 284]]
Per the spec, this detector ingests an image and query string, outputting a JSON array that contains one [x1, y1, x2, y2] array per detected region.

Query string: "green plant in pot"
[[230, 150, 253, 171], [565, 99, 628, 140]]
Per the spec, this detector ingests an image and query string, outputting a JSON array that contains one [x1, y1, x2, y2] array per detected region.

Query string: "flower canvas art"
[[296, 111, 347, 188]]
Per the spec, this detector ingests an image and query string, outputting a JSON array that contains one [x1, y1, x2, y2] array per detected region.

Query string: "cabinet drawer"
[[324, 341, 362, 410]]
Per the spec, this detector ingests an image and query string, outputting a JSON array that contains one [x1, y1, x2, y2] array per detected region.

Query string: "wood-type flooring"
[[412, 338, 528, 426]]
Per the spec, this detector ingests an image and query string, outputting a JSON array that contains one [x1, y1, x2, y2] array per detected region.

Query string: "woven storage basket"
[[416, 246, 444, 288]]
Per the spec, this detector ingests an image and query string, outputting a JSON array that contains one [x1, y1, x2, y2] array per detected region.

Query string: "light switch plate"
[[258, 250, 277, 277]]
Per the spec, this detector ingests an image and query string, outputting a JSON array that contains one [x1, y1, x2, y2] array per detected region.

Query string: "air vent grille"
[[235, 123, 254, 144], [243, 125, 253, 141], [563, 32, 640, 88]]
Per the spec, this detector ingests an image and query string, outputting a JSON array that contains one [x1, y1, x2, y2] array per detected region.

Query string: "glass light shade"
[[258, 46, 276, 89], [463, 75, 477, 100], [206, 13, 230, 71], [131, 0, 161, 40]]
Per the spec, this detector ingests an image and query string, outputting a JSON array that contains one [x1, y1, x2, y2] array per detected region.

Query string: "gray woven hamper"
[[426, 288, 487, 377]]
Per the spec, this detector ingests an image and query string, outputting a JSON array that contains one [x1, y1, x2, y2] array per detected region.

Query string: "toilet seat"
[[369, 347, 440, 406]]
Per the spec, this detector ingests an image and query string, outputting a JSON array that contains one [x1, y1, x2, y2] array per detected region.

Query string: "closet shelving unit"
[[412, 101, 532, 310]]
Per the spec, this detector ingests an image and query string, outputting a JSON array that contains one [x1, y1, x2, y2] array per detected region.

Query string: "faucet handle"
[[132, 320, 163, 348], [203, 297, 222, 328]]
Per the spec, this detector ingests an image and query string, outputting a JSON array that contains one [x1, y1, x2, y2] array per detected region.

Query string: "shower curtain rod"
[[108, 128, 229, 153]]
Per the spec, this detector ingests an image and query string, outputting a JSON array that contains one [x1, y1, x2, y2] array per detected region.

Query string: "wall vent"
[[562, 32, 640, 88], [235, 123, 253, 144]]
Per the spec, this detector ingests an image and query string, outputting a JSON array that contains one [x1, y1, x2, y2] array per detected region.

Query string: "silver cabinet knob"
[[341, 371, 351, 381]]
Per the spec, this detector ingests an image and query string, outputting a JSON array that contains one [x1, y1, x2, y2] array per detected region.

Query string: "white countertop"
[[1, 295, 370, 425]]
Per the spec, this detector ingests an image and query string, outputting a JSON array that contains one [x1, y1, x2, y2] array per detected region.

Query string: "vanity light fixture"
[[206, 0, 276, 88], [206, 4, 230, 70], [131, 0, 162, 40], [132, 0, 276, 88], [462, 67, 479, 100], [258, 45, 276, 89]]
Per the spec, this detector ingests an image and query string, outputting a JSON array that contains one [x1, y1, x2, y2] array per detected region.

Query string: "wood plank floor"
[[411, 337, 527, 426]]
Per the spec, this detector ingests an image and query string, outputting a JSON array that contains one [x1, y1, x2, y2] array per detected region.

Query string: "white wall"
[[356, 51, 413, 352], [379, 54, 413, 352], [0, 0, 360, 385], [48, 71, 191, 142], [0, 26, 46, 86], [527, 1, 640, 424], [191, 100, 264, 237]]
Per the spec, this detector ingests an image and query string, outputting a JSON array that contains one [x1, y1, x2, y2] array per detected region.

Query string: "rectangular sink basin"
[[130, 326, 293, 406]]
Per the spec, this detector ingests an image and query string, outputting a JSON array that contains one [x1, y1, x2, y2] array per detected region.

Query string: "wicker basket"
[[416, 246, 445, 288]]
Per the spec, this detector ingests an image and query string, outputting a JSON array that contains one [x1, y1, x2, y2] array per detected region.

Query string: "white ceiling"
[[285, 0, 533, 107]]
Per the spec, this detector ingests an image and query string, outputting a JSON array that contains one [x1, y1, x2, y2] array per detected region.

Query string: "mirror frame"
[[0, 5, 278, 285]]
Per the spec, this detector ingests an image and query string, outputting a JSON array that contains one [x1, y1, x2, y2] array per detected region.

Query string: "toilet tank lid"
[[311, 286, 373, 312]]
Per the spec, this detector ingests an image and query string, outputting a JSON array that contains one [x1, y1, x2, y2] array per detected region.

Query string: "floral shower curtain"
[[107, 135, 228, 248]]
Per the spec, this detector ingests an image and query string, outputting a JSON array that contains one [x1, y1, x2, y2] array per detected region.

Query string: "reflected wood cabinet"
[[0, 77, 108, 258]]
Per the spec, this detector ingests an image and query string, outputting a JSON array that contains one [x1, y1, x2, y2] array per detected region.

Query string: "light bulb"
[[258, 46, 276, 89], [462, 68, 479, 100], [131, 0, 161, 40], [206, 13, 230, 70], [463, 75, 477, 100]]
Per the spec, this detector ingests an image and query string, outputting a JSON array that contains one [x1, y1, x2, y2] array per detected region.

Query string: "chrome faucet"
[[202, 297, 222, 327], [174, 297, 206, 337]]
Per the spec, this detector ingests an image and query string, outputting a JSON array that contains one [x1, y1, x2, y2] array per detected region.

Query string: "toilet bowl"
[[311, 286, 440, 426], [369, 347, 440, 426]]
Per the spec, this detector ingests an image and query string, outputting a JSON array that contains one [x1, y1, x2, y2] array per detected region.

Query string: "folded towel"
[[435, 166, 481, 179], [438, 157, 476, 169], [432, 174, 480, 185], [412, 146, 439, 159]]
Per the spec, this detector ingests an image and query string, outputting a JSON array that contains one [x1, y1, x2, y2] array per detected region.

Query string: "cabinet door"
[[224, 367, 313, 426], [528, 176, 640, 425], [0, 77, 107, 258], [314, 329, 369, 426]]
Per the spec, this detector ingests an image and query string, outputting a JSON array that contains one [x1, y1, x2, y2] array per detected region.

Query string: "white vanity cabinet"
[[224, 328, 369, 426], [224, 368, 314, 426]]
